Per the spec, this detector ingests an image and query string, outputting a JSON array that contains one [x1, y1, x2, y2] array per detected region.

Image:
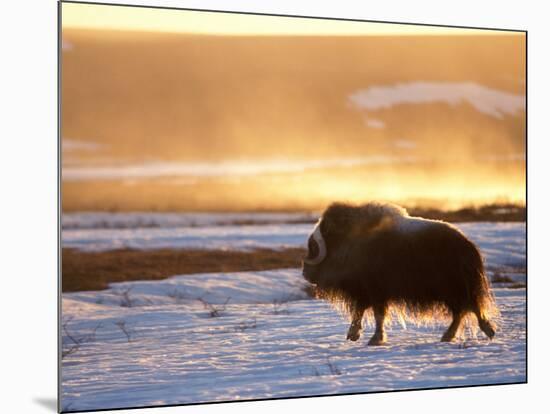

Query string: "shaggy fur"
[[302, 202, 498, 345]]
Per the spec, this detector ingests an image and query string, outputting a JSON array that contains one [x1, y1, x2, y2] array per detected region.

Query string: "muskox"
[[302, 202, 497, 345]]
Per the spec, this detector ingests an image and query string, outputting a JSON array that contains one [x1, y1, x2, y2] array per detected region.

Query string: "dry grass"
[[62, 247, 306, 292], [491, 272, 516, 284]]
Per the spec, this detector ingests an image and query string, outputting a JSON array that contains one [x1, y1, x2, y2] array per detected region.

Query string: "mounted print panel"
[[59, 2, 526, 412]]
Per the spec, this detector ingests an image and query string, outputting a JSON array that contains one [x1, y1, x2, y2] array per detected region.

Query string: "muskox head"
[[302, 202, 405, 286], [302, 203, 362, 285]]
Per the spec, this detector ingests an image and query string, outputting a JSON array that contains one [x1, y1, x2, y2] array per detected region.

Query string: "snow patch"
[[63, 138, 103, 153], [393, 139, 417, 150], [365, 118, 386, 129], [68, 268, 310, 308], [349, 82, 525, 119]]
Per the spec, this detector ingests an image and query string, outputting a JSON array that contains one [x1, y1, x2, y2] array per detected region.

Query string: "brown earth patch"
[[62, 247, 306, 292]]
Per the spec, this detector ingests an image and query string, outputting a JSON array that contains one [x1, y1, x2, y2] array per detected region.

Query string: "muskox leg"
[[441, 311, 464, 342], [474, 309, 496, 339], [346, 306, 365, 341], [368, 304, 387, 346]]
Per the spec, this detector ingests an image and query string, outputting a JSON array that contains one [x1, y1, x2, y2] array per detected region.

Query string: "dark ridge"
[[407, 203, 525, 222]]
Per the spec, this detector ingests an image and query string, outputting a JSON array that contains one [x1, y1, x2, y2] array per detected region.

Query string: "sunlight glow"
[[62, 3, 512, 36]]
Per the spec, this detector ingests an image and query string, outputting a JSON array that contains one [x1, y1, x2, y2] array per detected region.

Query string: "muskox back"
[[353, 219, 491, 316], [302, 202, 497, 344]]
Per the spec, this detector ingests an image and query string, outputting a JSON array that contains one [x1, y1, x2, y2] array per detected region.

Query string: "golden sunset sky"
[[62, 2, 510, 36], [61, 2, 525, 212]]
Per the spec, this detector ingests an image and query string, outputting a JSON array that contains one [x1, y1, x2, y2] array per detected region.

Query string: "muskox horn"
[[304, 220, 327, 265]]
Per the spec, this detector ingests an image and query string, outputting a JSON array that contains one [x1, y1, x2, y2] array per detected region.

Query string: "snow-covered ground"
[[61, 215, 526, 412], [62, 211, 317, 230], [61, 272, 525, 412], [62, 215, 525, 270]]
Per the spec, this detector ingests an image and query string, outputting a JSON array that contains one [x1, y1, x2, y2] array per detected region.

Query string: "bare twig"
[[62, 345, 80, 359], [61, 319, 102, 359], [234, 317, 257, 332], [271, 299, 290, 315], [327, 358, 342, 375], [492, 272, 515, 284], [326, 358, 342, 375], [198, 296, 231, 317], [62, 402, 74, 411], [115, 320, 133, 342], [303, 358, 343, 377], [167, 288, 189, 303], [113, 287, 135, 307]]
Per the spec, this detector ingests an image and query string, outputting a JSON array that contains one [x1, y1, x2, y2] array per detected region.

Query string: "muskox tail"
[[467, 243, 499, 323], [473, 269, 499, 321]]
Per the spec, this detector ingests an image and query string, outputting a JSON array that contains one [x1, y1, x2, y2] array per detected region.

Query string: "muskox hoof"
[[347, 331, 361, 341], [479, 320, 496, 339], [367, 333, 387, 346]]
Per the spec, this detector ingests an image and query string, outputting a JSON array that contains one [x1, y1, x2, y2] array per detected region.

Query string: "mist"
[[61, 29, 525, 211]]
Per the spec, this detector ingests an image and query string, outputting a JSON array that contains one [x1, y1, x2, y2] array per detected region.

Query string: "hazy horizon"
[[61, 11, 525, 212]]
